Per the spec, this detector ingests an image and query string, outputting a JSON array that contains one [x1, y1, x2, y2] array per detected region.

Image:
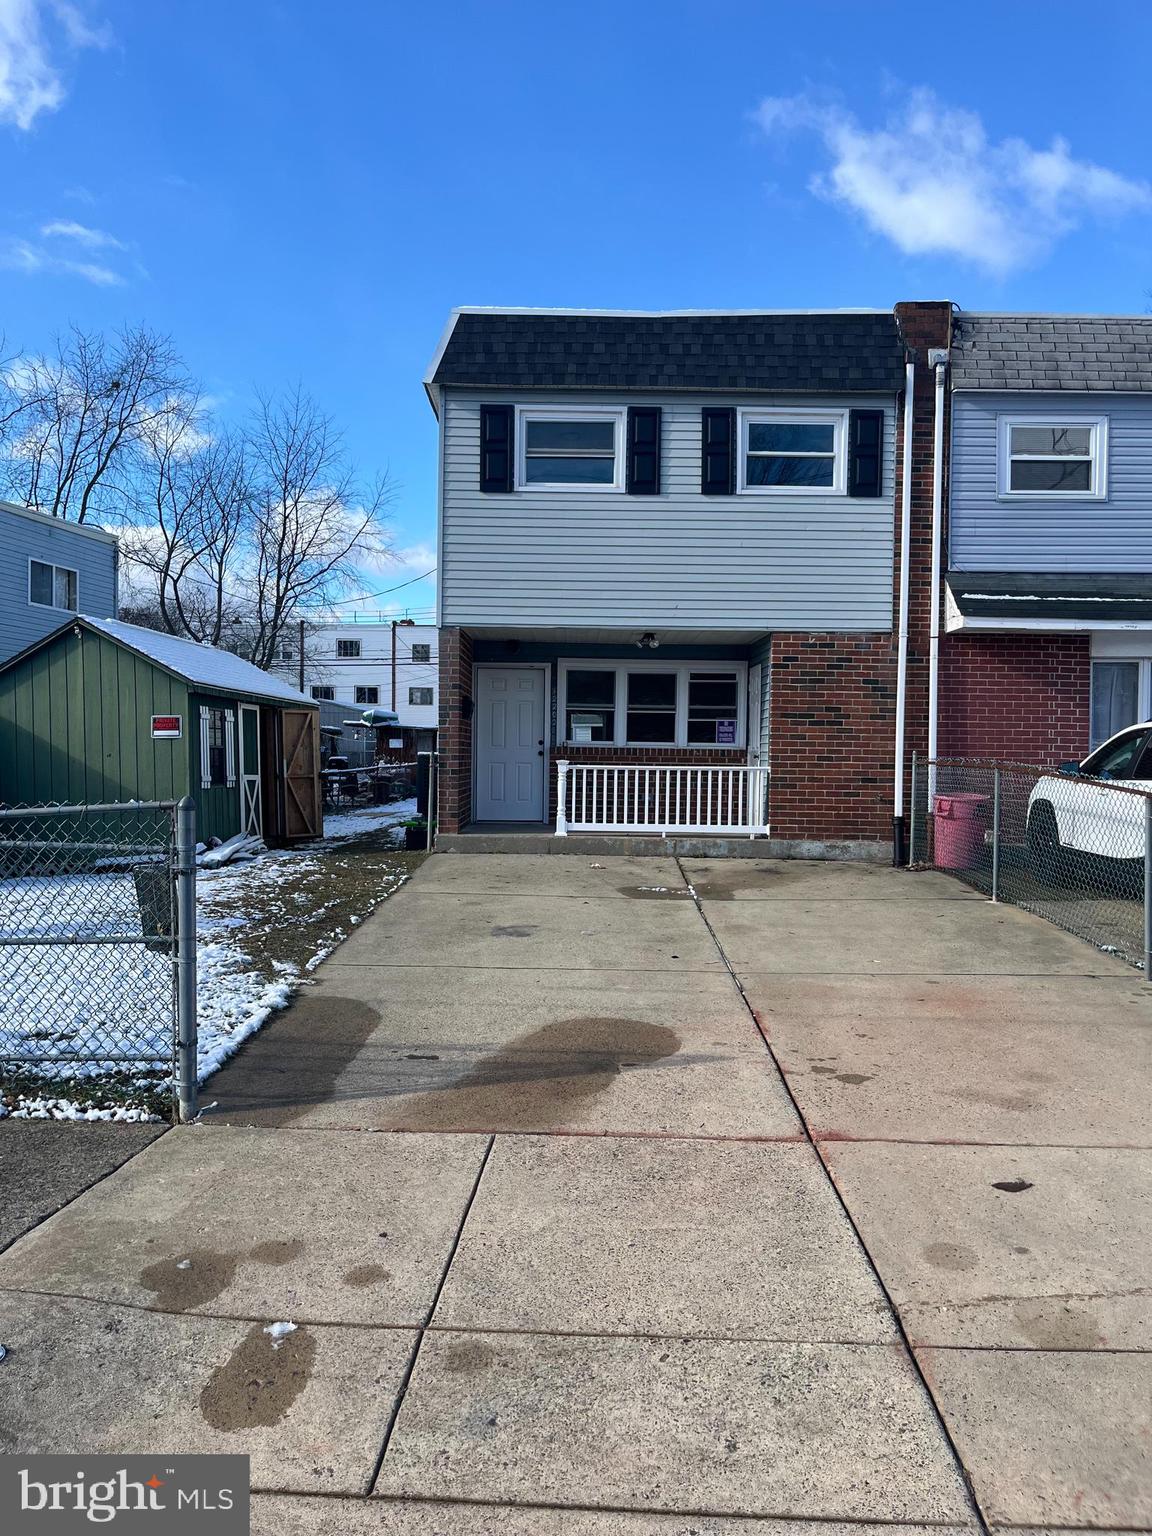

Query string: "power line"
[[317, 568, 436, 608]]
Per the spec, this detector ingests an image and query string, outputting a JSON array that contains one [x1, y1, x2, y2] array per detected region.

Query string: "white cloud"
[[39, 217, 123, 248], [0, 0, 108, 131], [0, 235, 122, 284], [754, 89, 1152, 274]]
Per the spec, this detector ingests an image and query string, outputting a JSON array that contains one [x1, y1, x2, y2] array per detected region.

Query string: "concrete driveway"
[[0, 852, 1147, 1532]]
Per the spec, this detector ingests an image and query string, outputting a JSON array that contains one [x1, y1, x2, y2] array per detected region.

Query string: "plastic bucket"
[[933, 792, 988, 870]]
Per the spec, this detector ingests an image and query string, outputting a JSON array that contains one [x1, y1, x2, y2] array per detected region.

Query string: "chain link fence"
[[0, 800, 197, 1119], [910, 756, 1152, 972]]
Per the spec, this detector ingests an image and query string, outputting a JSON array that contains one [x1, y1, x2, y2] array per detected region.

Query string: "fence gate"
[[0, 799, 197, 1121]]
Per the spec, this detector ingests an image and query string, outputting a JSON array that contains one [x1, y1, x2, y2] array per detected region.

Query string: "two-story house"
[[428, 304, 952, 851], [0, 500, 119, 662], [941, 315, 1152, 764]]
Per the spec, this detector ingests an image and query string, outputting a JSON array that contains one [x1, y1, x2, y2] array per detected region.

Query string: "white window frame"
[[997, 415, 1108, 500], [516, 405, 626, 492], [28, 557, 79, 612], [408, 686, 434, 706], [557, 659, 747, 750], [737, 408, 848, 496], [1090, 657, 1152, 748], [336, 638, 362, 658]]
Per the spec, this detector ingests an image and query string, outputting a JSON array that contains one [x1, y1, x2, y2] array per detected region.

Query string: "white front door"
[[475, 667, 547, 822]]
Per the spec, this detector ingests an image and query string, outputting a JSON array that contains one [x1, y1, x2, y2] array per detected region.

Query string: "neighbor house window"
[[1091, 659, 1150, 747], [198, 705, 235, 790], [336, 638, 361, 658], [409, 687, 433, 706], [411, 643, 431, 663], [739, 411, 846, 493], [311, 685, 334, 701], [558, 661, 746, 748], [1000, 418, 1107, 497], [355, 686, 379, 705], [518, 408, 624, 489], [29, 559, 78, 611]]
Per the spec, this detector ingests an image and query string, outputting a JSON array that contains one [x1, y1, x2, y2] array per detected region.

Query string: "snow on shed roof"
[[80, 616, 316, 704]]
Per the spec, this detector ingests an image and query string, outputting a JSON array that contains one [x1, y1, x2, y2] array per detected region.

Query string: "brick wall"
[[767, 633, 897, 839], [939, 633, 1091, 764], [437, 626, 473, 832]]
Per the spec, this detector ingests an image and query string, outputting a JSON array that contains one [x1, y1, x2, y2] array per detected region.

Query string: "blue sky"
[[3, 0, 1150, 618]]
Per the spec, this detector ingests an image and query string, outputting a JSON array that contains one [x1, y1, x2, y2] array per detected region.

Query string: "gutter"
[[892, 359, 915, 865]]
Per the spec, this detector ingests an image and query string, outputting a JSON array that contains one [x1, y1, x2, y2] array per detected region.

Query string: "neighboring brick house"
[[426, 304, 953, 851], [942, 315, 1152, 764]]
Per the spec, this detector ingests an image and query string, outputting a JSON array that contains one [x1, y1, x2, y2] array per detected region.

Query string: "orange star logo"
[[146, 1476, 164, 1489]]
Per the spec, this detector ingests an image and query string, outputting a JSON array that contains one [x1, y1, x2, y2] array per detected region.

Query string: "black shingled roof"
[[948, 571, 1152, 625], [952, 314, 1152, 392], [428, 310, 905, 395]]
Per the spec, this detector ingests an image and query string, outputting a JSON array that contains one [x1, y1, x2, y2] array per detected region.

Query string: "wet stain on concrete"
[[992, 1178, 1034, 1193], [953, 1087, 1037, 1113], [442, 1339, 497, 1375], [1013, 1300, 1103, 1350], [490, 925, 538, 938], [387, 1017, 680, 1132], [200, 1323, 316, 1429], [923, 1242, 979, 1272], [810, 1065, 873, 1086], [249, 1238, 304, 1266], [140, 1248, 240, 1312], [343, 1264, 391, 1287]]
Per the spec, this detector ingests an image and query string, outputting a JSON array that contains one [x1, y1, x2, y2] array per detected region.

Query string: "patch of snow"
[[175, 1259, 191, 1270], [320, 798, 417, 841], [264, 1321, 297, 1348]]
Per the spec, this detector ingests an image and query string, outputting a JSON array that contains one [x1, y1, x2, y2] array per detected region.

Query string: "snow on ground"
[[0, 798, 417, 1119]]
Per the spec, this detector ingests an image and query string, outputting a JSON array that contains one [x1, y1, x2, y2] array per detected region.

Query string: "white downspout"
[[927, 352, 949, 805], [893, 359, 915, 861]]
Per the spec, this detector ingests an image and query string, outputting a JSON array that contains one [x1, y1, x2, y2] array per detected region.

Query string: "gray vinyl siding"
[[0, 505, 118, 661], [440, 389, 896, 631], [950, 392, 1152, 572]]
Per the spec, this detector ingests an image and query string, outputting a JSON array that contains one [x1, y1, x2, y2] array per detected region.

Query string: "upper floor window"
[[336, 638, 361, 658], [409, 686, 433, 706], [29, 559, 78, 611], [999, 417, 1107, 498], [311, 685, 334, 701], [355, 686, 379, 705], [738, 410, 847, 494], [411, 643, 431, 663], [518, 408, 624, 490]]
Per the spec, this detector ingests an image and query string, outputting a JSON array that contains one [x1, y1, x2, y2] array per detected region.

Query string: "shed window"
[[29, 559, 78, 611], [355, 686, 379, 705], [1001, 418, 1106, 497], [518, 409, 625, 489], [336, 638, 362, 658], [409, 687, 433, 706], [200, 706, 234, 789]]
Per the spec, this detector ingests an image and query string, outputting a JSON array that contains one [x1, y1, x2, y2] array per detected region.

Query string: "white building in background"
[[284, 619, 439, 750]]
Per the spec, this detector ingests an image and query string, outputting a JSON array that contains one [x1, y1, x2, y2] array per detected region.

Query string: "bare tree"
[[0, 324, 192, 523]]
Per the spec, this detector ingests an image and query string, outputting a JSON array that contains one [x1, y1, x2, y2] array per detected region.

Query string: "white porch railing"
[[555, 759, 770, 838]]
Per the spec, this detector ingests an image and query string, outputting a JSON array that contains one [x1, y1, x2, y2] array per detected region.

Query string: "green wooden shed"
[[0, 615, 322, 843]]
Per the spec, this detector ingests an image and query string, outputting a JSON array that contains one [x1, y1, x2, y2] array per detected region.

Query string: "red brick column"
[[437, 627, 473, 832]]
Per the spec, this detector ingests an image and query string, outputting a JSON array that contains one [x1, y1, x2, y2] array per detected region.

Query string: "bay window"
[[558, 661, 746, 748]]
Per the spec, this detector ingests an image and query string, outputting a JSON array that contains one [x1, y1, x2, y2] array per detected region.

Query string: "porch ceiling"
[[465, 625, 769, 646]]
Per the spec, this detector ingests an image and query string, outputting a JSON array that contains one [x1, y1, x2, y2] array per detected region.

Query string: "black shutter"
[[626, 406, 661, 495], [479, 404, 514, 493], [701, 407, 735, 495], [848, 409, 884, 498]]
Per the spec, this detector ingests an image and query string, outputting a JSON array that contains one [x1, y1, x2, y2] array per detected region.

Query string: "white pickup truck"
[[1027, 722, 1152, 864]]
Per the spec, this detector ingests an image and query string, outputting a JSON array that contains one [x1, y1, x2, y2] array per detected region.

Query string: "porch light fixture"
[[636, 632, 660, 649]]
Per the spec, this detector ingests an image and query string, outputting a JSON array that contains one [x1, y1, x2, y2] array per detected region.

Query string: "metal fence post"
[[1144, 795, 1152, 979], [991, 767, 1001, 904], [908, 752, 918, 866], [174, 796, 198, 1123]]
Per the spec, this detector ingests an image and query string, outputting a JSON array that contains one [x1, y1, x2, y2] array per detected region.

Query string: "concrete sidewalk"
[[0, 853, 1147, 1532]]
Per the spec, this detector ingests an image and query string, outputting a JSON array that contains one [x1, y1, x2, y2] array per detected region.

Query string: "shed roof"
[[951, 314, 1152, 392], [72, 616, 315, 704], [426, 308, 906, 400]]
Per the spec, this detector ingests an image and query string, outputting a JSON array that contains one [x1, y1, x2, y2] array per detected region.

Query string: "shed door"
[[239, 704, 262, 837], [282, 709, 322, 839]]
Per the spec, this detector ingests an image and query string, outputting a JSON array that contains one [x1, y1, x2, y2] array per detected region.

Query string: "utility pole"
[[298, 618, 305, 694], [390, 619, 397, 712]]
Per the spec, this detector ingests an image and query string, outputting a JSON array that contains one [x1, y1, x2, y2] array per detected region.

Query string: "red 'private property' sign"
[[151, 715, 182, 738]]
